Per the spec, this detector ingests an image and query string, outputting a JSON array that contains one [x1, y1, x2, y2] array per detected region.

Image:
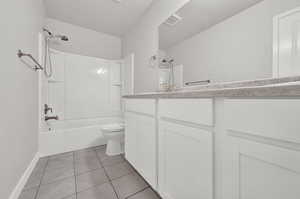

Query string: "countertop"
[[123, 76, 300, 98]]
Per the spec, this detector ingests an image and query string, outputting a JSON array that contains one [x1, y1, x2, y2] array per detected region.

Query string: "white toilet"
[[101, 123, 125, 156]]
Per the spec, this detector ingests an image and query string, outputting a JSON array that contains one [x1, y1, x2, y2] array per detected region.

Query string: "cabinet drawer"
[[159, 99, 213, 126], [225, 99, 300, 143], [125, 99, 156, 115]]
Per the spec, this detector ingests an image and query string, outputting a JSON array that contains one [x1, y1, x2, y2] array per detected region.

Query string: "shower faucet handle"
[[45, 115, 59, 121], [44, 104, 53, 115]]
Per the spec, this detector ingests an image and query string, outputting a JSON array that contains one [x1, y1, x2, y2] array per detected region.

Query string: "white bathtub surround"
[[39, 117, 123, 157], [39, 49, 123, 156], [43, 49, 122, 121]]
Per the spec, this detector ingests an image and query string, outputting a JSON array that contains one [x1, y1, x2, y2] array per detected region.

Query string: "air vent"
[[164, 14, 182, 26]]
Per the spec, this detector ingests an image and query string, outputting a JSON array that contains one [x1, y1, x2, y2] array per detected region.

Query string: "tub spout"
[[45, 115, 59, 121]]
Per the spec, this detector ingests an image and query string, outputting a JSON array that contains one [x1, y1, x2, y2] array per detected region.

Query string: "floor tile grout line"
[[148, 186, 162, 199], [72, 152, 78, 199], [40, 175, 76, 187], [33, 157, 50, 199], [94, 148, 120, 199], [124, 187, 150, 199], [74, 151, 104, 176], [34, 160, 76, 197], [105, 169, 120, 199], [94, 147, 153, 199], [39, 160, 75, 186], [75, 163, 134, 183], [25, 146, 101, 199], [75, 180, 109, 195], [75, 167, 103, 176], [28, 146, 155, 199], [61, 193, 77, 199]]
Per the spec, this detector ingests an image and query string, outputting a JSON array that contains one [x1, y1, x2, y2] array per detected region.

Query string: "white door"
[[124, 112, 138, 168], [158, 121, 213, 199], [223, 136, 300, 199], [273, 7, 300, 77], [223, 99, 300, 199], [124, 111, 157, 189], [136, 114, 156, 188], [122, 53, 134, 95]]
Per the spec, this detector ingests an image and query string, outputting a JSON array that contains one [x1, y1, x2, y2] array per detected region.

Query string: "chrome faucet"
[[44, 104, 53, 115], [45, 115, 59, 121]]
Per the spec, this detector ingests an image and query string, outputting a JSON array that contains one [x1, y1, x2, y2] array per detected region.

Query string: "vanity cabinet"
[[124, 99, 157, 189], [223, 99, 300, 199], [124, 97, 300, 199], [158, 99, 214, 199]]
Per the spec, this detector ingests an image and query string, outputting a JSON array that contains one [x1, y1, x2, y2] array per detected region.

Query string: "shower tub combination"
[[38, 29, 123, 157], [39, 117, 123, 157]]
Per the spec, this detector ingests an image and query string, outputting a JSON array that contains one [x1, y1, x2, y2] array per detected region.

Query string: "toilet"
[[101, 123, 125, 156]]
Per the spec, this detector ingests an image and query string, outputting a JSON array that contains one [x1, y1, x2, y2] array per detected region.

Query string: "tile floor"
[[19, 145, 160, 199]]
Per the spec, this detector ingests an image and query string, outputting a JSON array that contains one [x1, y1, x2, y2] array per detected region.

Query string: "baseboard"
[[9, 152, 40, 199]]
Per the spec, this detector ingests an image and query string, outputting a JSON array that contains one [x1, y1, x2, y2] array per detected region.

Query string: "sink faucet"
[[45, 115, 59, 121]]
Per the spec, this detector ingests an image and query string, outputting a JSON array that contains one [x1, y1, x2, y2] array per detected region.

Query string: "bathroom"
[[1, 0, 300, 199]]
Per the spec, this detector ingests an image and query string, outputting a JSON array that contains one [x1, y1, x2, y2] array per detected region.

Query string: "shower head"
[[55, 35, 69, 41], [43, 28, 69, 41]]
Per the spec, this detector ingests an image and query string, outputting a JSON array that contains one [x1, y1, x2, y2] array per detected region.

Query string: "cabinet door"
[[223, 136, 300, 199], [136, 114, 157, 188], [159, 121, 213, 199], [124, 112, 138, 168], [124, 112, 157, 189]]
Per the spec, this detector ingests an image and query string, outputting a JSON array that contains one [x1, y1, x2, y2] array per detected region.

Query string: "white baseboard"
[[9, 152, 40, 199]]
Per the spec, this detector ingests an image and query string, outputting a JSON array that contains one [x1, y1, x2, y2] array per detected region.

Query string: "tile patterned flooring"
[[19, 146, 160, 199]]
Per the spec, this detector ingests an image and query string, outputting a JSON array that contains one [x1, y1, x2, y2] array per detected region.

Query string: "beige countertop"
[[123, 76, 300, 99]]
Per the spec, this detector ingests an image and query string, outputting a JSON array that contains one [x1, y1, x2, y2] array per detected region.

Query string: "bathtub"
[[39, 117, 123, 157]]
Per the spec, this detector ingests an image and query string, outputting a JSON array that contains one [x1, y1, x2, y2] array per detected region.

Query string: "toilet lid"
[[101, 123, 124, 132]]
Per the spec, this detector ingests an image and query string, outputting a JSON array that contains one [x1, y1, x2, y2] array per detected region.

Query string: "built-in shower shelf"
[[112, 83, 122, 86], [48, 80, 64, 83]]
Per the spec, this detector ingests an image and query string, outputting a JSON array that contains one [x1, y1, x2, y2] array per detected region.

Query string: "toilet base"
[[106, 140, 124, 156]]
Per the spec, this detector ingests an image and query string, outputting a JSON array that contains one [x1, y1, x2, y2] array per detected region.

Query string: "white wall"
[[122, 0, 190, 93], [45, 18, 122, 59], [0, 0, 45, 198], [166, 0, 300, 83]]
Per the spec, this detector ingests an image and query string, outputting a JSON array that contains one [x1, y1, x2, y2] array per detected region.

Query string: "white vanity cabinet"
[[223, 99, 300, 199], [158, 99, 214, 199], [124, 99, 157, 189]]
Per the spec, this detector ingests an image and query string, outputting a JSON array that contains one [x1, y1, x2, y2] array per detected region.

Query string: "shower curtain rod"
[[17, 49, 43, 71]]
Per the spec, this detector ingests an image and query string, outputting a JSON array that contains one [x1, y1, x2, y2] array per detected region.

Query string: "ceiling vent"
[[164, 14, 182, 26]]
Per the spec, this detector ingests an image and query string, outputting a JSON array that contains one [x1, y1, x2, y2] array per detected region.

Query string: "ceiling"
[[44, 0, 155, 37], [159, 0, 263, 49]]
